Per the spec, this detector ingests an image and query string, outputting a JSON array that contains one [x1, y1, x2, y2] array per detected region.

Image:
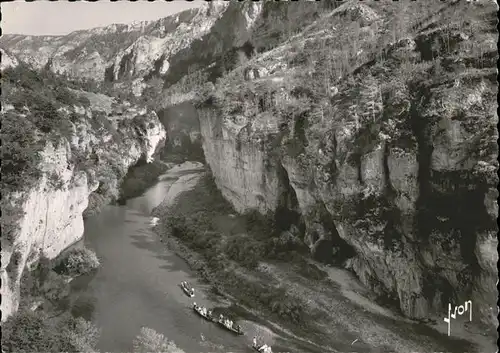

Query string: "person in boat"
[[259, 344, 270, 353], [190, 288, 195, 296]]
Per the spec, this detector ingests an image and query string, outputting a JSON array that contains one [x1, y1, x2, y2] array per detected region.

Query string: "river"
[[66, 162, 269, 353], [60, 161, 493, 353]]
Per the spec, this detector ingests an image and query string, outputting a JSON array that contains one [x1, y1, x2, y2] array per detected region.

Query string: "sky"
[[1, 1, 203, 36]]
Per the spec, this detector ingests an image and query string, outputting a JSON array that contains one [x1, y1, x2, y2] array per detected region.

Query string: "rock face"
[[197, 1, 498, 327], [0, 48, 19, 70], [157, 102, 204, 162], [0, 90, 166, 321], [0, 2, 260, 86]]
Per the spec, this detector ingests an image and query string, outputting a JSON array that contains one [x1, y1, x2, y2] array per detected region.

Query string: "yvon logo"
[[443, 300, 472, 336]]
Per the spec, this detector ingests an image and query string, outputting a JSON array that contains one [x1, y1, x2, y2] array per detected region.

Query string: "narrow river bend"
[[66, 162, 268, 353]]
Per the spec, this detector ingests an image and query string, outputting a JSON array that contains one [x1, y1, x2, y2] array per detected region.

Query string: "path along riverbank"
[[152, 165, 497, 353]]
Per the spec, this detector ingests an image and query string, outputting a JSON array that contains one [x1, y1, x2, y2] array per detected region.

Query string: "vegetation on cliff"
[[193, 0, 498, 328], [54, 247, 100, 277], [1, 65, 87, 192], [3, 250, 100, 353], [133, 327, 185, 353], [1, 310, 100, 353]]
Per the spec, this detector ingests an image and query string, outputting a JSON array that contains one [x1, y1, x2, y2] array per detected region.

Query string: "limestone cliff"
[[196, 1, 498, 327], [0, 1, 261, 92], [0, 67, 166, 321]]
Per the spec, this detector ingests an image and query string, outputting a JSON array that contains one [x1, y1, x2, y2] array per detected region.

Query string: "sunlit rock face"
[[0, 1, 263, 84], [0, 95, 166, 321], [196, 1, 498, 327], [0, 48, 19, 70]]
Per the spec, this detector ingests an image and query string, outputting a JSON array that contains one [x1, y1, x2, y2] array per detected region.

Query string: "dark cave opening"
[[316, 202, 356, 265], [104, 65, 115, 83], [313, 239, 335, 264], [118, 51, 134, 79], [274, 163, 302, 233]]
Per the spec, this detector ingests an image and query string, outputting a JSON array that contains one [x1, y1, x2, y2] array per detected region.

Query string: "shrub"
[[58, 315, 101, 352], [1, 310, 61, 353], [1, 111, 43, 192], [1, 310, 100, 353], [40, 270, 71, 301], [55, 247, 100, 277], [133, 327, 185, 353]]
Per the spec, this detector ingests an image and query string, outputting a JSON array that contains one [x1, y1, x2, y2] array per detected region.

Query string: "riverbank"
[[152, 171, 496, 353]]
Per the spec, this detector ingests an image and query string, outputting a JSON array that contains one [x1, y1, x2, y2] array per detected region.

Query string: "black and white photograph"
[[0, 1, 498, 352]]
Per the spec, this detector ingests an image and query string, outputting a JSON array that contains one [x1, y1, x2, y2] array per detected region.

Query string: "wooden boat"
[[216, 319, 244, 335], [192, 306, 215, 322], [180, 283, 194, 298], [252, 345, 272, 353]]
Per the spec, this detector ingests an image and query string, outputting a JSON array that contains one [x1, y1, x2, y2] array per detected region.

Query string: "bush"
[[133, 327, 185, 353], [1, 310, 100, 353], [1, 310, 61, 353], [1, 111, 43, 192], [59, 315, 101, 352], [55, 247, 100, 277]]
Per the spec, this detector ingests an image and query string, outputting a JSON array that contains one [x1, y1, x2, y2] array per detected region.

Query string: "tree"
[[133, 327, 186, 353]]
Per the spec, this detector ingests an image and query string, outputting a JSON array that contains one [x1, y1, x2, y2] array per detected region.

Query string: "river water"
[[60, 161, 491, 353], [66, 162, 267, 353]]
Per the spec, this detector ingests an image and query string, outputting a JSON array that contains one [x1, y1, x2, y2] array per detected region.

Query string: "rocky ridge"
[[0, 2, 260, 93]]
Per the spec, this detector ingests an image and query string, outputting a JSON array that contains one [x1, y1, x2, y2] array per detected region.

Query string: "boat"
[[215, 319, 244, 335], [252, 345, 272, 353], [192, 306, 216, 322], [180, 282, 194, 298]]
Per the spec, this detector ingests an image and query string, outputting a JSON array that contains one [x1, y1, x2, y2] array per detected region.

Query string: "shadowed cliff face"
[[157, 102, 204, 163], [195, 0, 498, 328]]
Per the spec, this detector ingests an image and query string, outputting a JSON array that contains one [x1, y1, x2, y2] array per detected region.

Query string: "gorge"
[[1, 1, 498, 352]]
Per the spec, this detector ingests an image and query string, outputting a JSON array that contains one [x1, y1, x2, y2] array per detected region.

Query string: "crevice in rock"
[[6, 250, 23, 284], [314, 201, 356, 265], [144, 53, 166, 81], [382, 142, 396, 197], [409, 85, 433, 244], [104, 64, 115, 83], [274, 162, 302, 233], [118, 51, 134, 79]]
